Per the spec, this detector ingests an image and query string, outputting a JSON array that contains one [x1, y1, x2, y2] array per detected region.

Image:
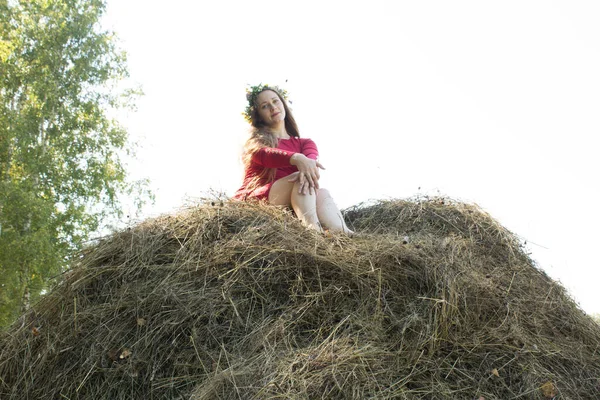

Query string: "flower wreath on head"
[[243, 83, 290, 123]]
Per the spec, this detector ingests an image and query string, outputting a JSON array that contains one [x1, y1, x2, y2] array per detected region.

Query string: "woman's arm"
[[290, 153, 325, 195], [251, 147, 295, 168], [300, 138, 319, 160], [251, 138, 319, 167]]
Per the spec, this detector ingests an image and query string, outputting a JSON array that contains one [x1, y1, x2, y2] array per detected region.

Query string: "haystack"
[[1, 197, 599, 399]]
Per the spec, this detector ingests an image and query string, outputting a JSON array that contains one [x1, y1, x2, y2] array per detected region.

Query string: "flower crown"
[[243, 83, 289, 123]]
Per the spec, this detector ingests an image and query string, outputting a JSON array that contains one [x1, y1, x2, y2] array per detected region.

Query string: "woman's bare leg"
[[268, 173, 322, 231], [316, 189, 353, 234]]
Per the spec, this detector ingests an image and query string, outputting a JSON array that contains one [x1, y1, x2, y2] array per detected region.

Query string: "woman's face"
[[255, 90, 286, 126]]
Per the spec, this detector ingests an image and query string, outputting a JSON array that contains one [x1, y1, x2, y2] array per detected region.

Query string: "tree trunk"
[[20, 281, 30, 314], [0, 97, 15, 239]]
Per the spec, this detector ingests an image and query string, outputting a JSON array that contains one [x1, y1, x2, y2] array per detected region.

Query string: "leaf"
[[119, 349, 131, 360], [540, 381, 557, 398], [120, 349, 132, 359]]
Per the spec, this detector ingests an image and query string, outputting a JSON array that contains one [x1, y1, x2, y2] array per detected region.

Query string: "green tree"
[[0, 0, 149, 327]]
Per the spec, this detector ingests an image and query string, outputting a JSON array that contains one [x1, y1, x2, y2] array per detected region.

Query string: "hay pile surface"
[[1, 197, 600, 399]]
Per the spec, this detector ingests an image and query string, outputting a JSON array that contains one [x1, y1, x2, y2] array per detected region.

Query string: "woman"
[[233, 84, 352, 234]]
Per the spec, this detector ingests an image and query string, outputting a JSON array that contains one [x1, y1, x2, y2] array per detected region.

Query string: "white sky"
[[103, 1, 600, 314]]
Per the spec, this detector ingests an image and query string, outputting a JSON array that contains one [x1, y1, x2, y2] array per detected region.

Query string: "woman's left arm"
[[289, 153, 324, 194], [301, 138, 319, 160], [289, 138, 324, 195]]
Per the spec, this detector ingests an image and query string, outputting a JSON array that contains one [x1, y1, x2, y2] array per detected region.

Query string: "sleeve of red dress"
[[251, 147, 295, 168], [301, 138, 319, 160]]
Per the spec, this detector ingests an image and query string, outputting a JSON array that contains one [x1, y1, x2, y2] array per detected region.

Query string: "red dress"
[[233, 137, 319, 201]]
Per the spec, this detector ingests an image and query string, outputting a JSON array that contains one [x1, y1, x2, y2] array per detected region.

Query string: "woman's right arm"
[[290, 153, 325, 195], [251, 147, 295, 168], [251, 146, 324, 195]]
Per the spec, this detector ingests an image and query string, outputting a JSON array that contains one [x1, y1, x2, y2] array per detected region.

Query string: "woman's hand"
[[289, 153, 325, 195]]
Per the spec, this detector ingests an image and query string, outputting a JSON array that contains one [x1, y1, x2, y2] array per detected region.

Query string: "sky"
[[103, 1, 600, 314]]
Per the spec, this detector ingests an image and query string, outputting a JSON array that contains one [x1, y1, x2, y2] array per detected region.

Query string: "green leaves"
[[0, 0, 149, 327]]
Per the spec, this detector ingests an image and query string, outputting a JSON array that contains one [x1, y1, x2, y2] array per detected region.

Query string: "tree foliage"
[[0, 0, 148, 327]]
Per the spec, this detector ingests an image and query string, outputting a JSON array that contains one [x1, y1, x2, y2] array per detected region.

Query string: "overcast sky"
[[103, 0, 600, 314]]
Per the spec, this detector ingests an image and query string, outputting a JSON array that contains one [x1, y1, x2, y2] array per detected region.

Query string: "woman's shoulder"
[[278, 136, 315, 143], [277, 136, 317, 148], [294, 136, 316, 143]]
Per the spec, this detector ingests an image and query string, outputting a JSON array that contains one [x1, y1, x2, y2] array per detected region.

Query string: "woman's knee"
[[316, 188, 332, 205], [317, 188, 331, 198], [269, 177, 296, 206], [291, 180, 320, 200]]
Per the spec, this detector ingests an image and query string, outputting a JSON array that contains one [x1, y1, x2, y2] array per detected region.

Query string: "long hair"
[[242, 88, 300, 192]]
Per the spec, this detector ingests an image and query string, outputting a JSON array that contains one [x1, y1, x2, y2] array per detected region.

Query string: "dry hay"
[[1, 197, 600, 399]]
